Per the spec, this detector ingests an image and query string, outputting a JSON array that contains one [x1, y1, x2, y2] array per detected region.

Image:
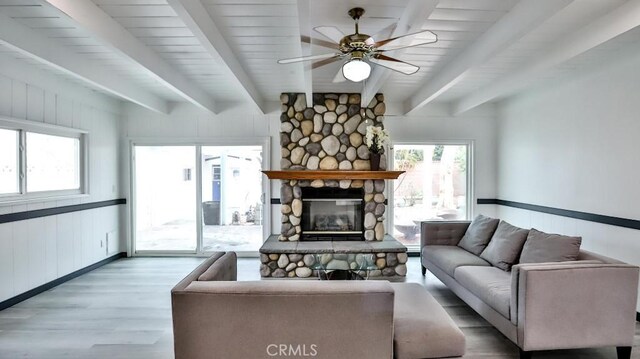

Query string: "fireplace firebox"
[[301, 187, 364, 241]]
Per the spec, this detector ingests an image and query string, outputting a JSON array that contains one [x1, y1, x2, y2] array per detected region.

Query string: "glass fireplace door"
[[301, 188, 364, 241]]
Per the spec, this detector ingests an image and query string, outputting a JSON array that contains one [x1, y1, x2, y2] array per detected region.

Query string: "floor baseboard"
[[0, 252, 126, 311]]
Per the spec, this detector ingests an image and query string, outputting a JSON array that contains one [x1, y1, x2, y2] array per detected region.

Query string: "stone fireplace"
[[278, 92, 387, 242], [259, 92, 407, 280]]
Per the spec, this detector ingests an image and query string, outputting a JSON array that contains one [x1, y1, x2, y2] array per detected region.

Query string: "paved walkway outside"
[[137, 222, 262, 252]]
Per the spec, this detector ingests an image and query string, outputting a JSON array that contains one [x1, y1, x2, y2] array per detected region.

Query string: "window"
[[392, 143, 472, 250], [0, 118, 87, 201], [0, 129, 19, 194], [27, 132, 81, 192]]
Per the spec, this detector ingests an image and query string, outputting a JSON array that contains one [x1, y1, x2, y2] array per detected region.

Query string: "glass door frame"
[[388, 140, 474, 252], [129, 137, 271, 257]]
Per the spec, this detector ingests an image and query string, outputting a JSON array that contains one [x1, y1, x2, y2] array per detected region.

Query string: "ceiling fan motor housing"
[[339, 33, 373, 54]]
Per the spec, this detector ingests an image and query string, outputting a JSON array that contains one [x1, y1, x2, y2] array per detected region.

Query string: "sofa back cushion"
[[198, 252, 237, 281], [519, 228, 582, 263], [457, 214, 500, 255], [480, 221, 529, 271], [173, 281, 394, 359]]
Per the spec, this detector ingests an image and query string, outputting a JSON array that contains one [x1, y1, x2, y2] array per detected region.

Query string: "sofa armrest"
[[171, 252, 226, 292], [509, 260, 602, 325], [514, 263, 639, 351], [420, 221, 470, 248]]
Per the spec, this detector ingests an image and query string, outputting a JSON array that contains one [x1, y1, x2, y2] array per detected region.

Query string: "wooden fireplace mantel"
[[262, 170, 405, 180]]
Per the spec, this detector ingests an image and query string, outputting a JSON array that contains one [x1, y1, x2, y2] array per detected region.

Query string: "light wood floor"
[[0, 257, 638, 359]]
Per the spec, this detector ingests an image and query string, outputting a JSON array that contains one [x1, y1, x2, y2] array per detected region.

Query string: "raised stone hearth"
[[259, 235, 408, 280]]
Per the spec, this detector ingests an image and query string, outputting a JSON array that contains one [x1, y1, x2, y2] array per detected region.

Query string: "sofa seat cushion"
[[454, 266, 512, 319], [391, 283, 465, 359], [422, 245, 491, 277]]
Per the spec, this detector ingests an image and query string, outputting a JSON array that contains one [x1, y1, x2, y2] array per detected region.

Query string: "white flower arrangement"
[[364, 125, 389, 155]]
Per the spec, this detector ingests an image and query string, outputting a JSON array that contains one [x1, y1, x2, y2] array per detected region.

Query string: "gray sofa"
[[420, 220, 639, 359], [172, 251, 465, 359]]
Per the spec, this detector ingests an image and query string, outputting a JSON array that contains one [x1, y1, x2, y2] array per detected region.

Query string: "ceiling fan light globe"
[[342, 59, 371, 82]]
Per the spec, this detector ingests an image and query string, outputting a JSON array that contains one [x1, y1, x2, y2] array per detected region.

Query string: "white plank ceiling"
[[0, 0, 187, 102], [0, 0, 637, 114]]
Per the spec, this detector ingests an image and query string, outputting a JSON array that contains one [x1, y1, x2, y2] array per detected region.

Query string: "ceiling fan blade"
[[278, 53, 340, 64], [365, 22, 398, 46], [377, 38, 438, 52], [313, 26, 345, 44], [373, 29, 437, 50], [332, 66, 347, 83], [369, 54, 419, 75], [301, 35, 338, 50], [311, 55, 343, 69]]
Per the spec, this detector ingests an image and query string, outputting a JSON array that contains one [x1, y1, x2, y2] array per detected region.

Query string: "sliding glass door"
[[200, 146, 264, 252], [132, 141, 268, 255], [134, 146, 197, 252]]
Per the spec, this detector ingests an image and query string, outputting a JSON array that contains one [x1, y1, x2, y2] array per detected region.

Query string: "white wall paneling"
[[495, 42, 640, 310], [0, 55, 123, 303]]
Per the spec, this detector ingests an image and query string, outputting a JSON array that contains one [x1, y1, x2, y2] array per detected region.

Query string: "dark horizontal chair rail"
[[477, 198, 640, 231]]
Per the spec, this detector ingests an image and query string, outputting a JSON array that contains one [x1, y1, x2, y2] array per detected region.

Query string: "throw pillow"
[[198, 252, 237, 281], [480, 221, 529, 271], [457, 214, 500, 255], [519, 228, 582, 263]]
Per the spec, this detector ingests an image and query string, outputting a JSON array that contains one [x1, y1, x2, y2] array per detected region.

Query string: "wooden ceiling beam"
[[404, 0, 573, 114], [44, 0, 219, 114], [167, 0, 267, 114], [361, 0, 438, 108], [453, 0, 640, 114], [296, 0, 313, 108], [0, 11, 169, 114]]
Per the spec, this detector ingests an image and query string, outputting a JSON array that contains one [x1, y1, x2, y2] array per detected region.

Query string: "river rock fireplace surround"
[[259, 92, 408, 280]]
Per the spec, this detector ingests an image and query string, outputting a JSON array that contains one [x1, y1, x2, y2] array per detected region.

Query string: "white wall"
[[494, 45, 640, 309], [0, 54, 123, 303]]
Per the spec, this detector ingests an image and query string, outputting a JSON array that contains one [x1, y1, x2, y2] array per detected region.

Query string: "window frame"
[[0, 127, 20, 196], [0, 117, 89, 204], [388, 140, 474, 252]]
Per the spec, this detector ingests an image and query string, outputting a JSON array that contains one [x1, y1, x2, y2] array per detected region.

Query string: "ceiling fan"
[[277, 7, 437, 82]]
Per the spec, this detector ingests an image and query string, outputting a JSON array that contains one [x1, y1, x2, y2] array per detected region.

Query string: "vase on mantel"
[[369, 152, 381, 171]]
